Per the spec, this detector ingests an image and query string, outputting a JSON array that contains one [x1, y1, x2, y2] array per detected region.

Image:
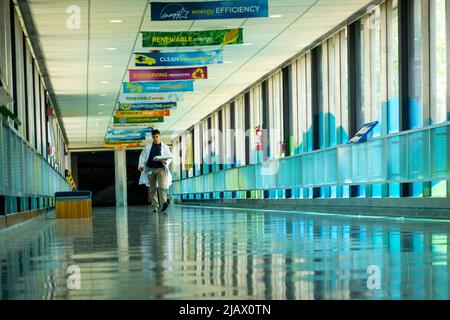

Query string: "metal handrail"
[[1, 116, 66, 180], [172, 123, 450, 195], [0, 115, 70, 197]]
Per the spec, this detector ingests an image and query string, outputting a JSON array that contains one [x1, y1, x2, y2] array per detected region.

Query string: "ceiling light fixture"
[[223, 61, 233, 64], [103, 65, 113, 68], [101, 81, 111, 84], [109, 19, 123, 23], [242, 43, 253, 46], [106, 48, 117, 51], [99, 93, 108, 96], [98, 104, 106, 106], [269, 14, 283, 18]]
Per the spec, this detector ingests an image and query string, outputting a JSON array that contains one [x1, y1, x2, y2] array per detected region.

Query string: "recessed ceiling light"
[[109, 19, 123, 23], [101, 81, 111, 84], [98, 104, 106, 106], [242, 43, 253, 46], [269, 14, 283, 18], [106, 48, 117, 51], [99, 93, 108, 96], [103, 65, 113, 68], [223, 61, 233, 64]]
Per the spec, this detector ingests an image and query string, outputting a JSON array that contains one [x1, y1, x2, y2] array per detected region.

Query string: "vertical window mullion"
[[422, 0, 431, 127]]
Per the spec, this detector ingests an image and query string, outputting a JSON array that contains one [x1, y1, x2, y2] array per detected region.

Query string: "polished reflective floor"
[[0, 206, 450, 300]]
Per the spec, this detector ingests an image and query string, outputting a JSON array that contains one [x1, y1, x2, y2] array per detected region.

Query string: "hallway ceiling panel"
[[28, 0, 375, 148]]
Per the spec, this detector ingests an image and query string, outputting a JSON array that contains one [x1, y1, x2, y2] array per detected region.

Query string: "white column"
[[114, 148, 127, 207]]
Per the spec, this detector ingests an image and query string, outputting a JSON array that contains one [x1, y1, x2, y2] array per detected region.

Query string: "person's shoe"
[[153, 207, 158, 213], [161, 202, 169, 213]]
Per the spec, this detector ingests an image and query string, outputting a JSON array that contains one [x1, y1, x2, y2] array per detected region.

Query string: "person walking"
[[138, 129, 172, 213]]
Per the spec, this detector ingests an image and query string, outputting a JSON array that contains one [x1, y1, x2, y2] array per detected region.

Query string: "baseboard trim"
[[0, 208, 53, 230], [175, 198, 450, 220], [0, 216, 6, 229]]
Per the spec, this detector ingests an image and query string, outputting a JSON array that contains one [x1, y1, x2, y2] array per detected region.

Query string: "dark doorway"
[[72, 151, 115, 207], [126, 150, 150, 206]]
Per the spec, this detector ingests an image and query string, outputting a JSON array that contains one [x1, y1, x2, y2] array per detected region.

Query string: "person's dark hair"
[[152, 129, 161, 136]]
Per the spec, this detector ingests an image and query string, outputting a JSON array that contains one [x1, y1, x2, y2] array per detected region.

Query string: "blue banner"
[[135, 50, 223, 67], [107, 128, 153, 136], [151, 0, 269, 21], [106, 136, 146, 142], [123, 81, 193, 94], [118, 102, 177, 111]]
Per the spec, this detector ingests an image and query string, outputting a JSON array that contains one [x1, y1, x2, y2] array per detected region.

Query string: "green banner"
[[113, 116, 164, 124], [142, 28, 243, 47]]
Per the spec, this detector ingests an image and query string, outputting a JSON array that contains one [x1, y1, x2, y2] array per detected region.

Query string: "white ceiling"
[[28, 0, 374, 149]]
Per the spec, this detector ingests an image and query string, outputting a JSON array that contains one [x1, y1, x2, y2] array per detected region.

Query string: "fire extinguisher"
[[281, 140, 286, 156], [255, 126, 263, 151]]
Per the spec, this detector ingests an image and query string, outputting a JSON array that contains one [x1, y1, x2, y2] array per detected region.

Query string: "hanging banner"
[[104, 139, 142, 144], [135, 50, 223, 67], [123, 81, 193, 94], [118, 102, 176, 111], [111, 123, 156, 130], [151, 0, 269, 21], [118, 92, 184, 103], [142, 28, 243, 47], [106, 136, 146, 142], [104, 142, 142, 148], [114, 116, 165, 124], [129, 67, 208, 82], [114, 110, 171, 118], [108, 128, 153, 136]]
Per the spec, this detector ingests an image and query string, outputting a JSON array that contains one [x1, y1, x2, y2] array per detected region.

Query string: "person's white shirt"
[[138, 142, 173, 188]]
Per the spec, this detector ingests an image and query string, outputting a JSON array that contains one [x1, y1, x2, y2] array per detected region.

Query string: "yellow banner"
[[104, 142, 142, 148], [114, 110, 171, 118]]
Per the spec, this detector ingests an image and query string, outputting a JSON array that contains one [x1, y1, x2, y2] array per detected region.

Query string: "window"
[[339, 29, 349, 143], [369, 6, 383, 137], [268, 72, 283, 158], [430, 0, 448, 124], [234, 96, 246, 166], [357, 18, 366, 129], [9, 0, 17, 126], [34, 63, 41, 153], [249, 85, 262, 164], [408, 0, 424, 129], [25, 45, 35, 147], [387, 0, 399, 133]]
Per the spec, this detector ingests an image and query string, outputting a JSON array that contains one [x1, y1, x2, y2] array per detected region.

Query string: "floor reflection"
[[0, 206, 449, 300]]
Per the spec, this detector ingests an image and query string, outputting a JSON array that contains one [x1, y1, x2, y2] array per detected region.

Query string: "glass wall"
[[173, 0, 450, 201], [0, 0, 69, 215], [430, 0, 448, 125]]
